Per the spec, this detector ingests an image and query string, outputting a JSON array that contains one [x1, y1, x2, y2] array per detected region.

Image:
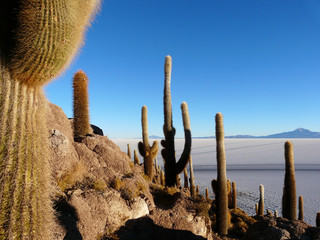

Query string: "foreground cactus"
[[189, 156, 196, 197], [161, 56, 192, 187], [282, 141, 297, 220], [0, 1, 100, 238], [138, 105, 159, 179], [231, 181, 237, 209], [214, 112, 228, 236], [73, 70, 91, 139]]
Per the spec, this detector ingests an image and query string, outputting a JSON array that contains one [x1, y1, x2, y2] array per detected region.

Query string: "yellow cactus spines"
[[73, 70, 91, 139], [214, 112, 228, 236], [3, 0, 100, 86], [0, 1, 100, 238], [138, 105, 159, 179], [161, 55, 192, 187], [282, 141, 297, 220]]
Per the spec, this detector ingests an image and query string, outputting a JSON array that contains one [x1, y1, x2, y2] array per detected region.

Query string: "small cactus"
[[214, 112, 228, 236], [316, 212, 320, 227], [183, 168, 189, 188], [205, 188, 210, 201], [298, 195, 304, 221], [138, 105, 159, 179], [189, 156, 196, 197], [133, 150, 140, 165], [160, 170, 165, 187], [282, 141, 297, 220], [258, 184, 264, 216], [231, 181, 237, 209], [255, 203, 259, 215], [127, 144, 131, 160], [161, 55, 192, 187], [275, 210, 278, 218]]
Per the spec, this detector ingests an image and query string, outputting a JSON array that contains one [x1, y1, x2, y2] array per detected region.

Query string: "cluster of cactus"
[[138, 105, 159, 179], [0, 0, 100, 238], [160, 56, 192, 187]]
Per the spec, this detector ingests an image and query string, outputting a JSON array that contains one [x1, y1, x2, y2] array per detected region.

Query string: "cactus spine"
[[282, 141, 297, 220], [0, 1, 99, 238], [298, 195, 304, 221], [258, 184, 264, 216], [73, 70, 91, 139], [214, 112, 228, 236], [189, 156, 196, 197], [138, 105, 159, 179], [161, 55, 192, 187]]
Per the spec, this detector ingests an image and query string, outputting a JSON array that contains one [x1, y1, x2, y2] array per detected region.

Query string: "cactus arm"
[[175, 102, 192, 174], [138, 141, 146, 157]]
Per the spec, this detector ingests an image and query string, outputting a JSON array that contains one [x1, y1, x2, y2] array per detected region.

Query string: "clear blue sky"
[[45, 0, 320, 138]]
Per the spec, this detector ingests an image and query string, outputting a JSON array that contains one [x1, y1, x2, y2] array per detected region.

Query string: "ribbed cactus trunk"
[[73, 70, 90, 139], [127, 144, 131, 160], [161, 55, 192, 187], [282, 141, 297, 220], [133, 150, 140, 165], [189, 156, 196, 197], [183, 168, 188, 188], [138, 105, 159, 179], [0, 71, 52, 239], [215, 113, 228, 236], [298, 195, 303, 221], [258, 184, 264, 216], [0, 1, 100, 238]]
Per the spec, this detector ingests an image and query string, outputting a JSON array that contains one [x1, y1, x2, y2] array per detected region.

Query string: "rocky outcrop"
[[47, 103, 212, 240]]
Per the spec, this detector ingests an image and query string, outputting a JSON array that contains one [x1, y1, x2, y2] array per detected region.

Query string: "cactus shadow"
[[114, 216, 207, 240], [54, 197, 83, 240]]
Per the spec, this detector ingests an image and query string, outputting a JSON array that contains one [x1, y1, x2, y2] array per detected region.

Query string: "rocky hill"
[[47, 103, 320, 240]]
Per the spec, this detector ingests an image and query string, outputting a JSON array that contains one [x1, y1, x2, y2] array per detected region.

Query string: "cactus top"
[[1, 0, 100, 87]]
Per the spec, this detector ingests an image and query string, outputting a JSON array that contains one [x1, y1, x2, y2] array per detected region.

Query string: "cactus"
[[196, 185, 199, 195], [189, 156, 196, 197], [161, 55, 192, 187], [282, 141, 297, 220], [160, 170, 165, 187], [127, 144, 131, 160], [205, 188, 210, 201], [138, 105, 159, 179], [231, 181, 237, 209], [258, 184, 264, 216], [298, 195, 304, 221], [183, 168, 189, 188], [275, 210, 278, 218], [0, 1, 99, 238], [214, 112, 228, 236], [316, 212, 320, 227], [73, 70, 90, 139], [154, 157, 159, 175], [133, 150, 140, 165], [255, 203, 259, 215], [176, 175, 181, 188]]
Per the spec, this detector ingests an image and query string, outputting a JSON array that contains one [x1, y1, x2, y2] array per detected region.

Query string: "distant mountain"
[[148, 128, 320, 139], [262, 128, 320, 138]]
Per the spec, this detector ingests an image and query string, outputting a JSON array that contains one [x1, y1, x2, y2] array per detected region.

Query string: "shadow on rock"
[[112, 216, 206, 240], [54, 197, 83, 240]]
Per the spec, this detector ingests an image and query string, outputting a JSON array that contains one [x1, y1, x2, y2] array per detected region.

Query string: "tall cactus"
[[0, 1, 100, 239], [214, 112, 228, 236], [161, 56, 191, 187], [282, 141, 297, 220], [138, 105, 159, 179], [73, 70, 91, 139]]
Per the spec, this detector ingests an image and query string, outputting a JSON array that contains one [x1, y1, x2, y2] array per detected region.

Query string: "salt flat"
[[112, 138, 320, 166]]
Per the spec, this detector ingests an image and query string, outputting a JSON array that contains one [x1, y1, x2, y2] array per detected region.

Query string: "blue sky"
[[45, 0, 320, 138]]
